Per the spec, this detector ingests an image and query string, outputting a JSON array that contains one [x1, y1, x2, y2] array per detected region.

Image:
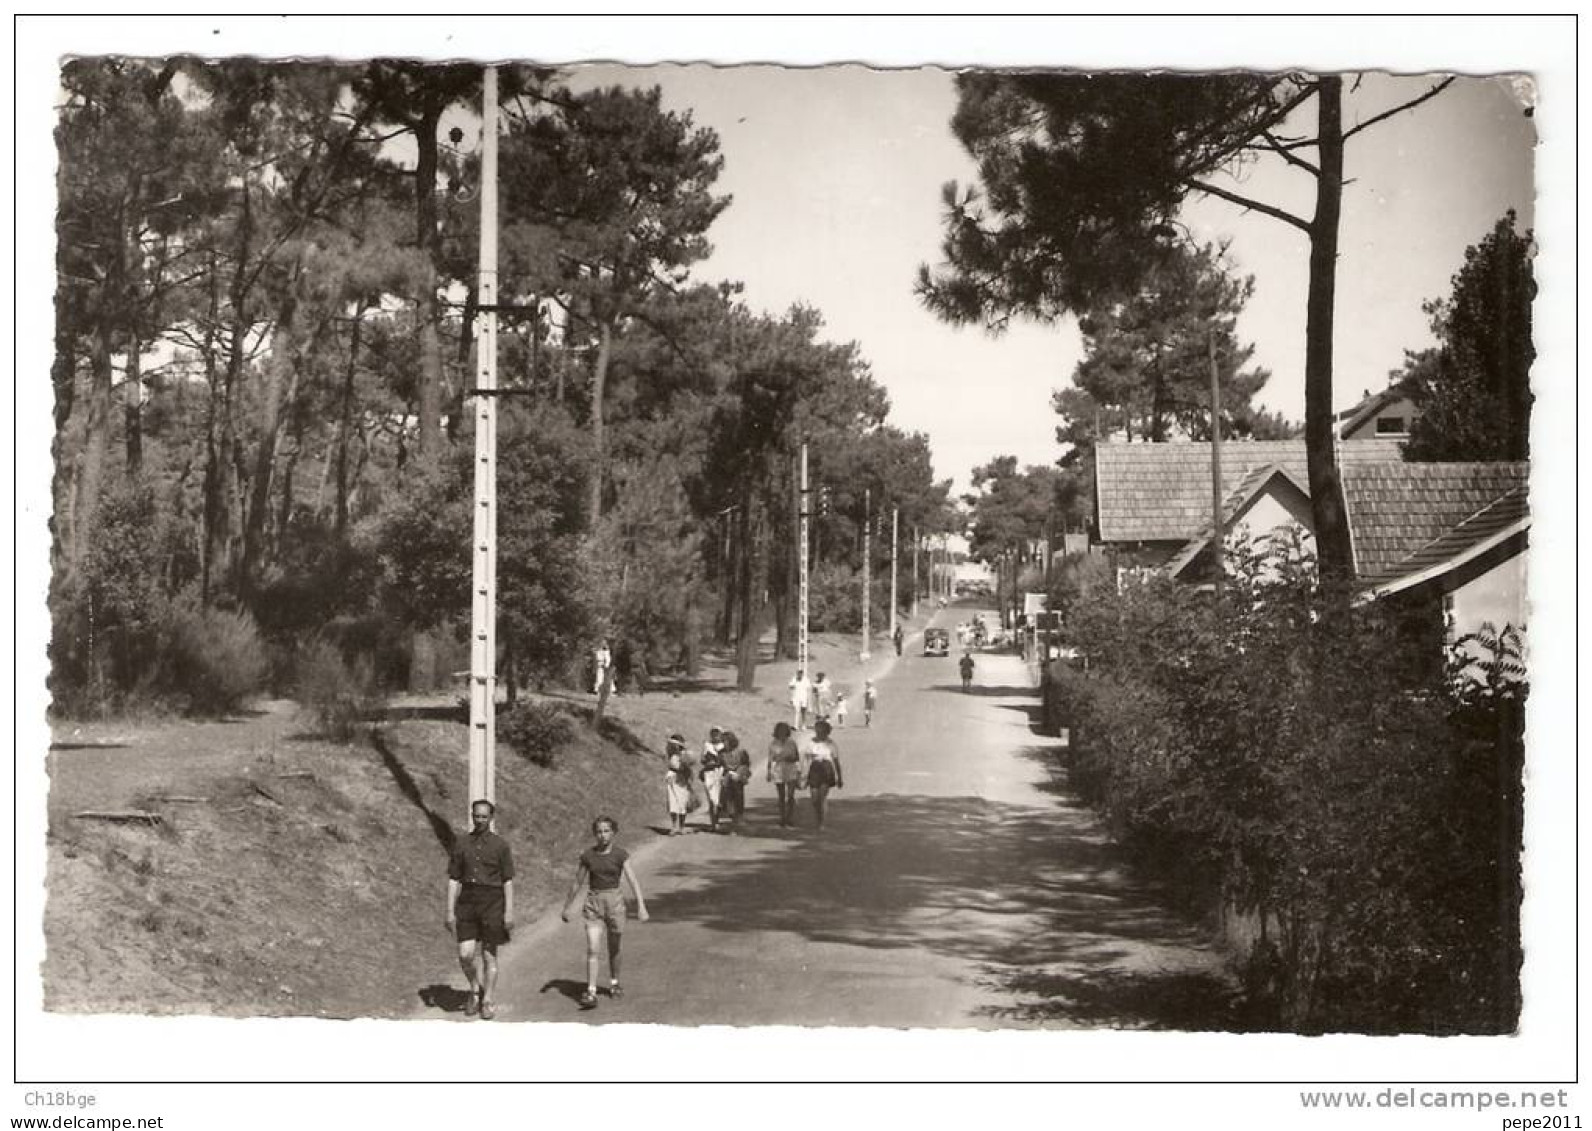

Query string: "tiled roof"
[[1345, 465, 1529, 580], [1094, 439, 1406, 543]]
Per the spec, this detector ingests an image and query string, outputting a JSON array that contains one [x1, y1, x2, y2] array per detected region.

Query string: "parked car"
[[923, 627, 950, 657]]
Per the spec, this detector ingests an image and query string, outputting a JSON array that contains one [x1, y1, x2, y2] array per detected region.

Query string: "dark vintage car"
[[923, 627, 951, 657]]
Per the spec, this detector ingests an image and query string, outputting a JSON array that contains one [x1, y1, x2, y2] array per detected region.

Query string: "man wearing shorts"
[[446, 800, 515, 1020], [561, 816, 649, 1010]]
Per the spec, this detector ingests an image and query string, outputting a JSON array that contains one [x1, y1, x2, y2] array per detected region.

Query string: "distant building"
[[1335, 379, 1420, 441]]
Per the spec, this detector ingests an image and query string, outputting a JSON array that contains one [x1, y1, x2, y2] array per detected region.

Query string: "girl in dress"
[[664, 733, 692, 835], [699, 728, 727, 833]]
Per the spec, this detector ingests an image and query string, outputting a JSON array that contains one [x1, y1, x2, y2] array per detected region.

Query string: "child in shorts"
[[561, 815, 649, 1009]]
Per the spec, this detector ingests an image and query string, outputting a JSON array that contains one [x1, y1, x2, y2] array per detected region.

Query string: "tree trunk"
[[587, 318, 615, 530], [1304, 76, 1353, 584], [332, 311, 362, 539], [123, 332, 142, 473], [734, 486, 760, 691], [239, 299, 296, 603], [74, 311, 115, 571]]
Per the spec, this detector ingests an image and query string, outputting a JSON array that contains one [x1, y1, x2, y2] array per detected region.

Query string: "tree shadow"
[[645, 792, 1240, 1030], [48, 742, 131, 752], [417, 983, 476, 1015], [926, 684, 1036, 698], [368, 729, 456, 854]]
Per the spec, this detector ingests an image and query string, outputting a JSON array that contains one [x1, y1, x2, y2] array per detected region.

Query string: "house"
[[1091, 439, 1529, 655], [1335, 379, 1420, 441], [1093, 438, 1406, 572]]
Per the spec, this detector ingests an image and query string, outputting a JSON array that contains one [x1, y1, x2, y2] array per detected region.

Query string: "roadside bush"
[[498, 700, 576, 768], [808, 561, 860, 632], [1060, 532, 1524, 1033], [157, 598, 270, 716], [296, 637, 383, 742]]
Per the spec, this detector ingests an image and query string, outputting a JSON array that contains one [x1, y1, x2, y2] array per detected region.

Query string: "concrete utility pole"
[[889, 506, 899, 641], [860, 487, 872, 661], [911, 524, 920, 617], [1208, 330, 1224, 600], [467, 66, 500, 816], [798, 442, 810, 679]]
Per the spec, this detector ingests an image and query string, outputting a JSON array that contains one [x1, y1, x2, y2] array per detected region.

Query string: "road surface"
[[473, 611, 1236, 1030]]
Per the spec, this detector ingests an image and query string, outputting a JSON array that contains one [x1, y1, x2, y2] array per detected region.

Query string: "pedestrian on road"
[[892, 624, 903, 656], [720, 730, 750, 827], [813, 672, 835, 725], [863, 679, 877, 727], [561, 815, 649, 1010], [445, 799, 515, 1020], [665, 733, 693, 835], [959, 651, 975, 692], [834, 692, 849, 728], [788, 669, 812, 730], [700, 728, 727, 833], [802, 719, 844, 831], [593, 639, 613, 695], [766, 721, 802, 827]]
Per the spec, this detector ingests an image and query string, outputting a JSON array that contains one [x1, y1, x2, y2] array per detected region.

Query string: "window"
[[1375, 416, 1408, 435]]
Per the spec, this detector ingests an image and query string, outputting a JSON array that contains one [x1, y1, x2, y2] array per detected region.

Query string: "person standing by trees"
[[863, 679, 878, 727], [766, 721, 803, 828], [802, 719, 844, 831], [445, 799, 515, 1020], [561, 815, 649, 1010], [893, 625, 904, 656], [593, 639, 613, 695]]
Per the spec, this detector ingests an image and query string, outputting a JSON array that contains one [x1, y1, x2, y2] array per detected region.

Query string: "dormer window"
[[1376, 416, 1408, 436]]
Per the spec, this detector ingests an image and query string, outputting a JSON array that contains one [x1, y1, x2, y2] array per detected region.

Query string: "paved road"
[[483, 610, 1235, 1030]]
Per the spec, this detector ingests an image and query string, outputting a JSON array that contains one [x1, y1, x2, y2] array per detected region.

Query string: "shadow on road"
[[646, 791, 1243, 1030], [417, 983, 475, 1014], [924, 684, 1036, 698]]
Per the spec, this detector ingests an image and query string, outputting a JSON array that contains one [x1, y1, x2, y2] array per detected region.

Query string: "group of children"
[[664, 727, 753, 836], [787, 670, 879, 731]]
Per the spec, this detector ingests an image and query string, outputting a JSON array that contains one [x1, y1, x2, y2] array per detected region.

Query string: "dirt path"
[[441, 609, 1238, 1030]]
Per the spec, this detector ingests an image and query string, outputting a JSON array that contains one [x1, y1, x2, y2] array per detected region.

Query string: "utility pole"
[[860, 487, 872, 660], [1208, 330, 1224, 600], [467, 66, 499, 816], [889, 506, 899, 642], [912, 524, 920, 617], [798, 442, 810, 680]]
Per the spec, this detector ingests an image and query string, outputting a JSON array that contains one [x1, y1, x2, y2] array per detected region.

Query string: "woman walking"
[[802, 719, 844, 831], [664, 733, 692, 835], [765, 721, 802, 828]]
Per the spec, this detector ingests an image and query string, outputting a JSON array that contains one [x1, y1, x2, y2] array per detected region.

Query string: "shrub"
[[498, 699, 575, 768], [296, 637, 383, 742], [1058, 533, 1524, 1033], [157, 598, 270, 715]]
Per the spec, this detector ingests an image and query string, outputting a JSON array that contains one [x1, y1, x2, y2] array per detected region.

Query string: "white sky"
[[564, 65, 1536, 491], [11, 12, 1579, 1116]]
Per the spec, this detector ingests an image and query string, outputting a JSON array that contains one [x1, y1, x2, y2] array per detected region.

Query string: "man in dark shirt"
[[446, 799, 515, 1020]]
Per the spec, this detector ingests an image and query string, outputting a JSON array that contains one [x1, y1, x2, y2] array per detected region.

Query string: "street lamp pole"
[[889, 506, 899, 643], [467, 66, 499, 816], [860, 487, 872, 661], [798, 442, 810, 679]]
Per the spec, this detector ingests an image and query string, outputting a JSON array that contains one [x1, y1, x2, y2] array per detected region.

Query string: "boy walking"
[[561, 816, 649, 1010]]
